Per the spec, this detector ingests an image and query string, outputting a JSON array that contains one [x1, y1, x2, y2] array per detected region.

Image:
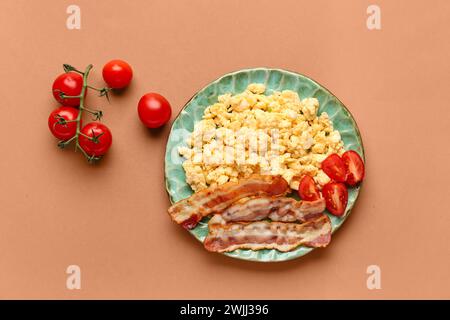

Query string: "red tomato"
[[102, 59, 133, 89], [137, 93, 172, 128], [298, 175, 321, 201], [48, 106, 79, 140], [342, 150, 365, 186], [322, 182, 348, 216], [78, 122, 112, 156], [321, 153, 347, 182], [52, 72, 84, 106]]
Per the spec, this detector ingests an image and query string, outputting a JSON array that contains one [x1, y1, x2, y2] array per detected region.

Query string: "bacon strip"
[[204, 214, 332, 253], [168, 175, 290, 229], [221, 197, 325, 223]]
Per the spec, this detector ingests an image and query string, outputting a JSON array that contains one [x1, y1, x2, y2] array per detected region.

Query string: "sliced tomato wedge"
[[321, 153, 347, 182], [322, 182, 348, 217], [298, 175, 321, 201], [342, 150, 365, 186]]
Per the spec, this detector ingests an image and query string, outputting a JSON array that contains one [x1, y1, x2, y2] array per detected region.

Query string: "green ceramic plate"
[[164, 68, 364, 262]]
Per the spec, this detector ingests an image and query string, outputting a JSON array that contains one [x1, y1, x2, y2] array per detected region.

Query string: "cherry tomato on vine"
[[102, 59, 133, 89], [78, 122, 112, 157], [298, 175, 321, 201], [52, 72, 84, 106], [48, 106, 80, 140], [137, 93, 172, 128]]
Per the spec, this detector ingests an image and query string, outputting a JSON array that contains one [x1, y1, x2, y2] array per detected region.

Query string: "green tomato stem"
[[58, 63, 106, 162], [74, 64, 93, 158], [60, 94, 82, 99]]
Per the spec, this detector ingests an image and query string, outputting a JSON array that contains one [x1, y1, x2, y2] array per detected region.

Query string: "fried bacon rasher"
[[168, 175, 290, 229], [204, 214, 332, 253], [221, 196, 325, 223]]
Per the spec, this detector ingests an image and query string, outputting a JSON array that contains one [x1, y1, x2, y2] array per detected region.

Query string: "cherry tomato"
[[342, 150, 365, 186], [322, 182, 348, 216], [78, 122, 112, 156], [298, 175, 321, 201], [321, 153, 347, 182], [52, 72, 84, 106], [48, 106, 79, 140], [137, 93, 172, 128], [102, 59, 133, 89]]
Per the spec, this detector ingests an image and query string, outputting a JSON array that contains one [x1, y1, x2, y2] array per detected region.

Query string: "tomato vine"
[[53, 64, 110, 163]]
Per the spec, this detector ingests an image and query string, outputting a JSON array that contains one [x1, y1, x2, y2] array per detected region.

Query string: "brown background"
[[0, 0, 449, 299]]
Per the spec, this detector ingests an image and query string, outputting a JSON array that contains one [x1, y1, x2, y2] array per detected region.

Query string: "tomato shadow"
[[140, 121, 172, 139], [110, 86, 129, 97]]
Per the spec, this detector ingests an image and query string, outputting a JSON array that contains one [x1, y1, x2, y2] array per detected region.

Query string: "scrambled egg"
[[178, 83, 344, 192]]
